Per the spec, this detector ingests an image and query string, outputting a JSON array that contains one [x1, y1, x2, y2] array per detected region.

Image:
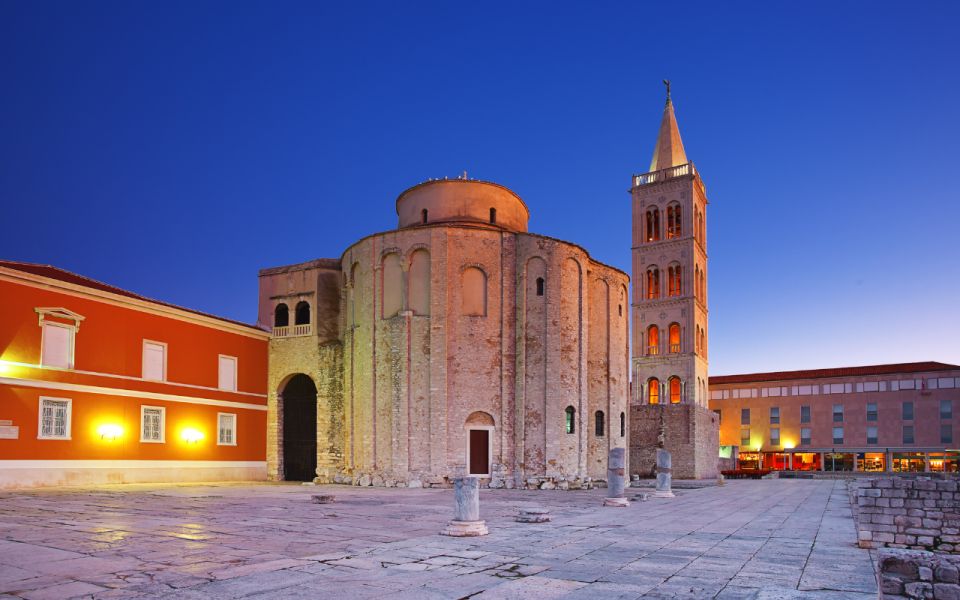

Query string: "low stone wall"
[[854, 477, 960, 552], [878, 548, 960, 599]]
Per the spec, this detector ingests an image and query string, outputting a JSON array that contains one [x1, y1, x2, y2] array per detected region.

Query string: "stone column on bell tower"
[[627, 82, 719, 480]]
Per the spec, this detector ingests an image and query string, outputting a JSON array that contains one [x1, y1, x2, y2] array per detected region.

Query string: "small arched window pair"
[[667, 204, 682, 238], [668, 376, 681, 403], [645, 208, 660, 242], [646, 267, 660, 300], [668, 265, 682, 296], [646, 325, 659, 356]]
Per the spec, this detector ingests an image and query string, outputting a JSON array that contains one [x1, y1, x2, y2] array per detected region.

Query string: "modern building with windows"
[[709, 362, 960, 473], [0, 260, 269, 488], [259, 177, 629, 488]]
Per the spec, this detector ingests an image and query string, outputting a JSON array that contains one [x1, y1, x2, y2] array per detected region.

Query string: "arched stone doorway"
[[465, 411, 495, 476], [281, 374, 317, 481]]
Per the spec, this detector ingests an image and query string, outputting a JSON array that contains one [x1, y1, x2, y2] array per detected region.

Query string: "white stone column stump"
[[441, 476, 489, 537], [653, 448, 675, 498], [603, 447, 630, 507], [516, 507, 551, 523]]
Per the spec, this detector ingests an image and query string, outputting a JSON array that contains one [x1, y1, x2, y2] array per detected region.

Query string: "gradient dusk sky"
[[1, 1, 958, 375]]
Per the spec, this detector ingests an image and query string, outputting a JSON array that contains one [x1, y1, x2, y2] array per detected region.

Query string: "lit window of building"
[[740, 428, 750, 447], [800, 427, 811, 445], [770, 428, 780, 446], [648, 378, 660, 404], [668, 323, 681, 353], [770, 406, 780, 425], [669, 377, 681, 403]]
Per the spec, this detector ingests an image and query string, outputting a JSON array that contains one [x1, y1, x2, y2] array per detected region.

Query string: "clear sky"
[[2, 1, 958, 375]]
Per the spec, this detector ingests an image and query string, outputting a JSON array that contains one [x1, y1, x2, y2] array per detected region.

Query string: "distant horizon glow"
[[1, 2, 957, 375]]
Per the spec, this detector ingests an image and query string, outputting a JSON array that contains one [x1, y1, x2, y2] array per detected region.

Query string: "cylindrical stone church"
[[258, 178, 628, 489]]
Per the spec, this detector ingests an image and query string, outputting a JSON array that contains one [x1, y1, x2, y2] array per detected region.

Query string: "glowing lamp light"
[[181, 428, 204, 444], [783, 441, 796, 450], [98, 424, 123, 441]]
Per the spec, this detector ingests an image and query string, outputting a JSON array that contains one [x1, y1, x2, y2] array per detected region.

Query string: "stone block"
[[881, 575, 905, 595], [905, 581, 934, 598], [934, 583, 960, 600], [936, 566, 960, 584], [922, 567, 935, 581]]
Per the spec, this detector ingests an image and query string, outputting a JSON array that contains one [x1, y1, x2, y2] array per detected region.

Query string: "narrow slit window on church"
[[422, 208, 428, 223], [565, 406, 575, 434], [536, 277, 544, 296], [595, 411, 605, 437], [620, 412, 625, 437], [489, 207, 496, 224]]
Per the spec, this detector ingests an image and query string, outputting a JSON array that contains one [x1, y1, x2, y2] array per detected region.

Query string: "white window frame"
[[37, 396, 72, 440], [140, 405, 166, 443], [217, 354, 238, 392], [217, 412, 237, 446], [465, 425, 494, 477], [142, 340, 168, 382], [40, 321, 76, 369]]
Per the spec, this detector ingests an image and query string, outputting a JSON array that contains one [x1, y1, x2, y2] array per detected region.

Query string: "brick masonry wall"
[[629, 404, 719, 479], [878, 548, 960, 599], [854, 477, 960, 552]]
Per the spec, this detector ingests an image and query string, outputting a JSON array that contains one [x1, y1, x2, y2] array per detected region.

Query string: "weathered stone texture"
[[879, 548, 960, 599], [629, 404, 719, 479], [853, 477, 960, 553]]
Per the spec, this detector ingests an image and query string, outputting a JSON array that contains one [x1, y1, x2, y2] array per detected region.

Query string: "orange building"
[[0, 260, 269, 488]]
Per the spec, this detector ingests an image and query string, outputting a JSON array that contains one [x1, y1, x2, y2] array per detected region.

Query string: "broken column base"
[[603, 497, 630, 507], [441, 520, 489, 537], [651, 489, 675, 499], [516, 507, 551, 523]]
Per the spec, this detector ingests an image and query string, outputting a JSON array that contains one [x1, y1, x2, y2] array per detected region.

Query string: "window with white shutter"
[[218, 413, 237, 446], [142, 341, 166, 381], [38, 397, 71, 440], [218, 355, 237, 392], [140, 406, 165, 442], [41, 323, 73, 368]]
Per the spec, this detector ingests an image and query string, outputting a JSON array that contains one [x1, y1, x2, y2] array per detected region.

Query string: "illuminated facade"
[[0, 260, 269, 488], [709, 362, 960, 472], [259, 178, 630, 488], [629, 87, 719, 479]]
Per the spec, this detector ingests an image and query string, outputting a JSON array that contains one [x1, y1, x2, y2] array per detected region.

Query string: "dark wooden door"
[[469, 429, 489, 475]]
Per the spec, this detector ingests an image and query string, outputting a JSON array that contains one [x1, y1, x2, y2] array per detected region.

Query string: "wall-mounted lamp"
[[181, 428, 204, 444], [98, 424, 123, 441]]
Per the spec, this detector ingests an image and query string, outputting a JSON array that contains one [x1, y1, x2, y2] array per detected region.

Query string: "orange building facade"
[[0, 261, 270, 488]]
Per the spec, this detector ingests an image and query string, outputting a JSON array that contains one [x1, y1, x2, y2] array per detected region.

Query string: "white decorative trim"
[[0, 360, 266, 399], [0, 268, 269, 340], [140, 405, 166, 443], [0, 376, 268, 411], [0, 460, 266, 469], [37, 396, 72, 440]]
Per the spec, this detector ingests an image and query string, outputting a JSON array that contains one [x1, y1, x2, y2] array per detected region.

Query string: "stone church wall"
[[629, 404, 719, 479]]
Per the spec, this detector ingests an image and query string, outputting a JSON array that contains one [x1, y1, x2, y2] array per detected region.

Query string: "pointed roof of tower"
[[648, 80, 688, 172]]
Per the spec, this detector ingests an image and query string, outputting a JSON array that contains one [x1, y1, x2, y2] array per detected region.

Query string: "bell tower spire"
[[649, 80, 688, 173]]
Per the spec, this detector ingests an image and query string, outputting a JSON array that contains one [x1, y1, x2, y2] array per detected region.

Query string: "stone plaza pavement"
[[0, 479, 877, 599]]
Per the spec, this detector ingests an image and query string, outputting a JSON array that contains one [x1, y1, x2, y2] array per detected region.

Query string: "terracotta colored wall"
[[0, 277, 268, 463]]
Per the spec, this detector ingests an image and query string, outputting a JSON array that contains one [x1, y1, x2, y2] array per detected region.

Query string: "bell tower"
[[628, 82, 718, 479]]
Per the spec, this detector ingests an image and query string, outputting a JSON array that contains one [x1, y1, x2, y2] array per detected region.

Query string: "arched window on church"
[[274, 303, 289, 328], [595, 411, 605, 437], [648, 377, 660, 404], [695, 325, 701, 354], [646, 208, 660, 242], [667, 204, 681, 238], [668, 264, 682, 297], [294, 301, 311, 325], [620, 412, 626, 437], [408, 249, 431, 316], [646, 325, 659, 356], [565, 406, 576, 434], [669, 323, 681, 353], [700, 327, 706, 358], [669, 376, 682, 404], [382, 253, 402, 318], [536, 277, 544, 296], [646, 267, 660, 300], [462, 267, 487, 316]]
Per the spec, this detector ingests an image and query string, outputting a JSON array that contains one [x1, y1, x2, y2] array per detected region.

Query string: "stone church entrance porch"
[[280, 374, 318, 482]]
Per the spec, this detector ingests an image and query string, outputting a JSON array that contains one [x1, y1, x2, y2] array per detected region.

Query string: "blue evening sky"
[[1, 1, 958, 375]]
